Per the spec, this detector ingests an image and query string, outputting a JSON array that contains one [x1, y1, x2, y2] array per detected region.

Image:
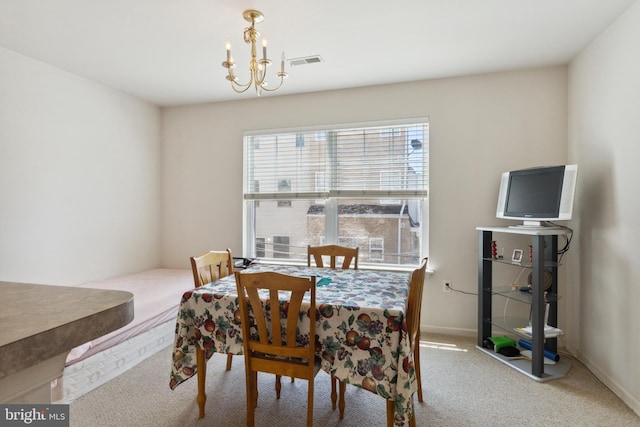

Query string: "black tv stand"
[[476, 226, 572, 381]]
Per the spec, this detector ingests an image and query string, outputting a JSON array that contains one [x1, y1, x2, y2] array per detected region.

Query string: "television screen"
[[496, 165, 578, 227], [505, 167, 564, 217]]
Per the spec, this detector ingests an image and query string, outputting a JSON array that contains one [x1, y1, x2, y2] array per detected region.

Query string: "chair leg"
[[409, 411, 417, 427], [338, 381, 346, 419], [386, 400, 395, 427], [196, 347, 207, 418], [408, 394, 417, 427], [226, 353, 233, 371], [247, 370, 256, 427], [330, 375, 337, 410], [252, 371, 259, 409], [307, 377, 314, 427], [414, 342, 423, 403], [386, 397, 416, 427], [275, 374, 282, 399]]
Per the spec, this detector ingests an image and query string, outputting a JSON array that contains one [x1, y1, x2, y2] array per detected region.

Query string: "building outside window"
[[369, 237, 384, 261], [338, 237, 358, 248], [273, 236, 290, 259], [243, 119, 429, 267], [255, 237, 265, 258]]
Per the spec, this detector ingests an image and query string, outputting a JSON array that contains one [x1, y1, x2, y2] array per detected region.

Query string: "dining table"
[[169, 263, 417, 426]]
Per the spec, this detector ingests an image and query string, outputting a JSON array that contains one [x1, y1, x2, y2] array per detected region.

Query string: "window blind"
[[243, 120, 429, 201]]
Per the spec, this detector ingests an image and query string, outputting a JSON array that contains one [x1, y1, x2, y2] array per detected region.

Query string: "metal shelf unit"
[[476, 226, 572, 382]]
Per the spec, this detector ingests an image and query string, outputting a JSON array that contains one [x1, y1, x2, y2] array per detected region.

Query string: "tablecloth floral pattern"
[[170, 264, 416, 425]]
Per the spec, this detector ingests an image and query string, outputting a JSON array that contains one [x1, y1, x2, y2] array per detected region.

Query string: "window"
[[273, 236, 290, 259], [253, 180, 260, 207], [380, 170, 402, 204], [255, 238, 265, 257], [380, 128, 402, 138], [243, 119, 429, 267], [315, 172, 326, 192], [339, 237, 358, 248], [277, 179, 291, 207], [315, 131, 327, 141], [369, 238, 384, 261]]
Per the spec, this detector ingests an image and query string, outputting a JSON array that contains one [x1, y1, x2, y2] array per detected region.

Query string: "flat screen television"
[[496, 164, 578, 228]]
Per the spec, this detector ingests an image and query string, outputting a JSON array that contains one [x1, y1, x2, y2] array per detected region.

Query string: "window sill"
[[252, 259, 430, 274]]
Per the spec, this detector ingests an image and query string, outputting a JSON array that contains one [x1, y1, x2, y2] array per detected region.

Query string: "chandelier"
[[222, 10, 288, 95]]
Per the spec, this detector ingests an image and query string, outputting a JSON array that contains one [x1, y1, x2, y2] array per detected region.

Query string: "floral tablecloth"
[[170, 264, 416, 425]]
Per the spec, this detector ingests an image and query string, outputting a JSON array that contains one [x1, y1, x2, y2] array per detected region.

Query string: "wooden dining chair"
[[190, 249, 234, 417], [340, 257, 428, 427], [191, 249, 235, 290], [406, 258, 428, 406], [307, 244, 359, 270], [307, 244, 359, 411], [234, 271, 319, 427]]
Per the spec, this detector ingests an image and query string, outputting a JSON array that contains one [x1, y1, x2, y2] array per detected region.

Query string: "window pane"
[[369, 237, 384, 261], [245, 133, 325, 195], [336, 199, 421, 265], [244, 123, 428, 198], [254, 200, 325, 259], [252, 198, 422, 265], [273, 236, 290, 259], [255, 238, 265, 257]]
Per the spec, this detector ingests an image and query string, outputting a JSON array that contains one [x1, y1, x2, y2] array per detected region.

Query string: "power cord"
[[445, 282, 476, 295], [445, 223, 572, 297], [547, 222, 573, 263]]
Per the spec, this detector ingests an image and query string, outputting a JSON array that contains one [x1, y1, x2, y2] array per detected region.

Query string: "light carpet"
[[69, 334, 639, 426]]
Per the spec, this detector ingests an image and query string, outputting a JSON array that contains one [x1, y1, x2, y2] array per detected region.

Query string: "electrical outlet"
[[443, 280, 452, 293]]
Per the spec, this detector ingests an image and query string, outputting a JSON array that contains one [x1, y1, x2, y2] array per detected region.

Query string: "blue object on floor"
[[518, 339, 560, 361]]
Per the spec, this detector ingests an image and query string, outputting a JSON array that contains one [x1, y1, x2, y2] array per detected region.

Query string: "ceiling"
[[0, 0, 635, 106]]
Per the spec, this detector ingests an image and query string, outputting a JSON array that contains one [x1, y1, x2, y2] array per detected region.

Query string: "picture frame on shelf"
[[512, 249, 523, 263]]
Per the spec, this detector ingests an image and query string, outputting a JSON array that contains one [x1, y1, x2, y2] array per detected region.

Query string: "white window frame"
[[242, 118, 429, 267]]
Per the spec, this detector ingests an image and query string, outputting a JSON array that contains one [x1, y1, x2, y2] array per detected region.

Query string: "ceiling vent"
[[288, 55, 324, 67]]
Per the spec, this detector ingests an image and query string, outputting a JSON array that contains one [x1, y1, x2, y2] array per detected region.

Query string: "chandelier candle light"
[[222, 9, 288, 95]]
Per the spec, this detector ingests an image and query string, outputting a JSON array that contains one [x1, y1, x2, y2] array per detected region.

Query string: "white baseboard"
[[420, 325, 476, 338], [422, 326, 639, 417], [567, 344, 640, 418]]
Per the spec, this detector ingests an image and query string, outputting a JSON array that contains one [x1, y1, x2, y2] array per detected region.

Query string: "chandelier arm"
[[259, 75, 288, 92], [230, 81, 254, 94], [229, 71, 254, 93]]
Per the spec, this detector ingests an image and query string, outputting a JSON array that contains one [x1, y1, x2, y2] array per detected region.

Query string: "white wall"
[[0, 47, 162, 285], [161, 66, 569, 334], [568, 0, 640, 415]]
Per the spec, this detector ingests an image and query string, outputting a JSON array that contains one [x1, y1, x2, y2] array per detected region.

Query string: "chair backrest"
[[190, 249, 234, 287], [407, 258, 428, 349], [307, 244, 359, 270], [235, 271, 317, 373]]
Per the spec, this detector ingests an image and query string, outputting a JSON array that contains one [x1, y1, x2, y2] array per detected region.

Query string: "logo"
[[1, 405, 69, 426]]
